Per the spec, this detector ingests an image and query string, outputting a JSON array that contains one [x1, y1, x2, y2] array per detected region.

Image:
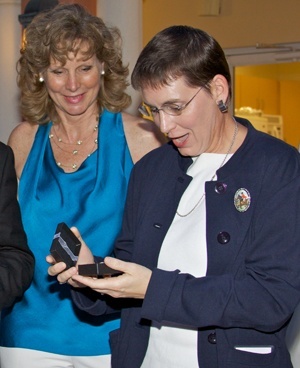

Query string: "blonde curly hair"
[[18, 3, 131, 124]]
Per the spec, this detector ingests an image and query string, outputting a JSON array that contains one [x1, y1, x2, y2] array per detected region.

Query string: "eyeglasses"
[[138, 87, 203, 119]]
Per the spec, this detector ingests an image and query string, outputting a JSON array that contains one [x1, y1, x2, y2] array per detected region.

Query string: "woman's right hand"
[[46, 227, 94, 287]]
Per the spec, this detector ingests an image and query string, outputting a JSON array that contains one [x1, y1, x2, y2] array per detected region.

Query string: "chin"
[[178, 148, 192, 157]]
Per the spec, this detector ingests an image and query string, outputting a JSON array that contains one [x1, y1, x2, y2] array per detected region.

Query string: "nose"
[[158, 111, 176, 135], [65, 72, 80, 91]]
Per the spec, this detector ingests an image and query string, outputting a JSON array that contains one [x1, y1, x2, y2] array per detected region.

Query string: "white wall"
[[97, 0, 143, 115]]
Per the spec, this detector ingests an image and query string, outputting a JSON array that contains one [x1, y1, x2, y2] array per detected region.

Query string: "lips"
[[171, 133, 189, 148], [64, 94, 84, 104]]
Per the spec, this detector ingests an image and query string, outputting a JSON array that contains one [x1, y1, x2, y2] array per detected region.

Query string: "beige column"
[[0, 0, 22, 143], [97, 0, 142, 115]]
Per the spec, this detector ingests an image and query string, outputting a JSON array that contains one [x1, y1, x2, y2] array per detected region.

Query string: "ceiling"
[[225, 41, 300, 66]]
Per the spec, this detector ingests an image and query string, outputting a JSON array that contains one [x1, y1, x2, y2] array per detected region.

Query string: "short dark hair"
[[131, 25, 231, 100]]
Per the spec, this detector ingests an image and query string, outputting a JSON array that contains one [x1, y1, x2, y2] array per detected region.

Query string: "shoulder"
[[121, 112, 167, 163], [233, 120, 300, 188], [134, 141, 189, 177], [238, 116, 299, 162], [260, 135, 300, 178], [8, 121, 39, 178], [251, 126, 299, 162]]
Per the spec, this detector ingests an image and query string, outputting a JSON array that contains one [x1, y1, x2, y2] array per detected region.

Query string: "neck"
[[207, 116, 239, 154], [53, 113, 99, 143]]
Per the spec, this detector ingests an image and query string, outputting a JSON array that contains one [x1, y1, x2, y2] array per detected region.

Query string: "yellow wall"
[[235, 64, 300, 82], [280, 80, 300, 148], [142, 0, 300, 48], [235, 64, 300, 148]]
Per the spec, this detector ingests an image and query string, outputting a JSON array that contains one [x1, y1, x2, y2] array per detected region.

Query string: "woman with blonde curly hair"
[[0, 4, 165, 368]]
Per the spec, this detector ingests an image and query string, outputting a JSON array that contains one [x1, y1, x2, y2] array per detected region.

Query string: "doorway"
[[225, 42, 300, 149]]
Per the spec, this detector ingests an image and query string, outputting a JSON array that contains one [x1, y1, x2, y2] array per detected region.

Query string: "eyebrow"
[[144, 98, 183, 108]]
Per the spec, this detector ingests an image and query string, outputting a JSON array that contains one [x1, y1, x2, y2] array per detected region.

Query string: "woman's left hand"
[[71, 257, 152, 299], [47, 227, 95, 287]]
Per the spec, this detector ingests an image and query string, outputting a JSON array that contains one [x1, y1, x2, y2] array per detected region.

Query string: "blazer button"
[[207, 332, 217, 344], [215, 182, 227, 194], [217, 231, 230, 244]]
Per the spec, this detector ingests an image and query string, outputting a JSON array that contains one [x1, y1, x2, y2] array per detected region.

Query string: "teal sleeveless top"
[[0, 110, 133, 355]]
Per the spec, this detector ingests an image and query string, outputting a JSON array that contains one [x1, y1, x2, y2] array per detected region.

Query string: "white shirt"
[[141, 153, 232, 368]]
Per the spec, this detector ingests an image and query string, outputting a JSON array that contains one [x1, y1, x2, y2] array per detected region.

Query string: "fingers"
[[47, 261, 67, 276], [71, 272, 124, 295], [71, 261, 151, 299], [104, 257, 129, 273], [47, 256, 78, 285], [46, 254, 56, 265], [70, 226, 81, 239], [68, 227, 94, 265], [58, 267, 77, 281]]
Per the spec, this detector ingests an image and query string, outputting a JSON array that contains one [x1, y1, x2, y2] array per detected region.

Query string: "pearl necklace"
[[176, 118, 238, 217], [49, 115, 99, 170]]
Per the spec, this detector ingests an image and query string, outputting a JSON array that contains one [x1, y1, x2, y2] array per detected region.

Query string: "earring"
[[101, 70, 105, 75], [217, 100, 228, 113], [39, 76, 44, 82]]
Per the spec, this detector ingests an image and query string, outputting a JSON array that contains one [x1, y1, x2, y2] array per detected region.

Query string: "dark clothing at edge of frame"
[[0, 142, 34, 310]]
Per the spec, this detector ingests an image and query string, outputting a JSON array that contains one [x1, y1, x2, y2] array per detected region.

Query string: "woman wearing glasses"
[[49, 25, 300, 368]]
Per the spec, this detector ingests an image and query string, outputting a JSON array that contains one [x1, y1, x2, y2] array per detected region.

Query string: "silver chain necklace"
[[176, 118, 238, 218], [49, 115, 99, 170]]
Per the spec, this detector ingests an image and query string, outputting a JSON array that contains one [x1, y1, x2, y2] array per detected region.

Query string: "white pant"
[[0, 347, 111, 368]]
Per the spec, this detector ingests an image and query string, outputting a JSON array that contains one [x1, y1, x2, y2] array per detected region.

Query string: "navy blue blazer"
[[74, 118, 300, 368]]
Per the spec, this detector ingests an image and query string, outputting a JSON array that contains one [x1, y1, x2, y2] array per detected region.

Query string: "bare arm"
[[7, 122, 39, 179], [122, 112, 166, 163]]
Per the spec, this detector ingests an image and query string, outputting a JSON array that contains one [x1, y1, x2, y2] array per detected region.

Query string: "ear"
[[211, 74, 230, 103]]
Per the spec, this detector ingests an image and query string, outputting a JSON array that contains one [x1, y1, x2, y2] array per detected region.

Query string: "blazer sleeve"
[[0, 143, 34, 310]]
